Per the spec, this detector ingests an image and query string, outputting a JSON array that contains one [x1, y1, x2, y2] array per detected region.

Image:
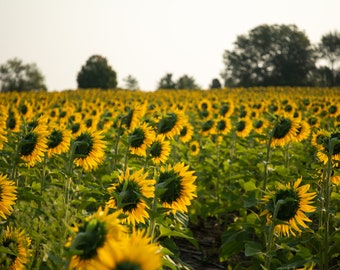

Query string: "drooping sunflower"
[[106, 169, 155, 226], [179, 122, 194, 143], [189, 141, 200, 156], [129, 123, 155, 157], [66, 206, 126, 270], [261, 177, 316, 236], [270, 115, 300, 147], [316, 130, 340, 164], [73, 130, 106, 171], [96, 229, 162, 270], [157, 162, 197, 213], [47, 126, 72, 158], [18, 120, 48, 168], [148, 135, 171, 165], [0, 226, 31, 270], [0, 174, 17, 220], [156, 109, 187, 139]]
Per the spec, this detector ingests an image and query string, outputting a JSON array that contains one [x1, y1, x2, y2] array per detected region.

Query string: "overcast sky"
[[0, 0, 339, 91]]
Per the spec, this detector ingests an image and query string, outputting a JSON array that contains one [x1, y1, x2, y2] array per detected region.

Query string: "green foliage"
[[0, 58, 47, 92], [77, 55, 117, 89]]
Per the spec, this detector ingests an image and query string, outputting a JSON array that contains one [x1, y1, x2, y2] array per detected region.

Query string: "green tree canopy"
[[123, 75, 139, 90], [209, 78, 222, 89], [157, 73, 176, 90], [221, 24, 316, 87], [176, 74, 199, 89], [0, 58, 47, 92], [77, 55, 117, 89]]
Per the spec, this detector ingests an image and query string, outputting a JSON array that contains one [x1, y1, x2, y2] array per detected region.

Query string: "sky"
[[0, 0, 339, 91]]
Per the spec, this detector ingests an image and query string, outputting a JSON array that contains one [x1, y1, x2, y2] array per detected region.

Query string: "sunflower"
[[129, 123, 155, 157], [67, 206, 126, 270], [6, 109, 21, 133], [261, 177, 316, 236], [292, 121, 311, 143], [148, 135, 171, 165], [219, 100, 234, 118], [73, 130, 106, 171], [189, 141, 200, 156], [96, 229, 162, 270], [106, 169, 155, 225], [200, 119, 215, 137], [157, 162, 197, 213], [316, 130, 340, 164], [179, 122, 194, 143], [0, 115, 7, 150], [0, 174, 17, 220], [18, 123, 48, 168], [156, 109, 186, 139], [47, 126, 72, 157], [122, 103, 146, 131], [270, 115, 300, 147], [235, 117, 252, 138], [215, 116, 231, 136], [0, 226, 31, 270]]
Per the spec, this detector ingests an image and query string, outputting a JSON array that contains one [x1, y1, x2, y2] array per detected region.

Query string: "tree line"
[[1, 24, 339, 92]]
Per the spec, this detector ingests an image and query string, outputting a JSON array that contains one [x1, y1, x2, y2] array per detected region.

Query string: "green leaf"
[[244, 242, 263, 256]]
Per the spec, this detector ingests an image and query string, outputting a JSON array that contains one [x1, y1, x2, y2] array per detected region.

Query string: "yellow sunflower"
[[235, 117, 252, 138], [270, 115, 300, 147], [47, 126, 72, 158], [96, 229, 162, 270], [316, 130, 340, 165], [200, 119, 215, 137], [0, 174, 17, 220], [148, 135, 171, 165], [6, 109, 21, 133], [219, 100, 234, 118], [156, 109, 186, 139], [122, 103, 146, 131], [0, 115, 7, 150], [189, 141, 200, 156], [215, 116, 232, 136], [106, 169, 156, 226], [129, 123, 155, 157], [67, 206, 126, 270], [261, 177, 316, 236], [292, 121, 311, 143], [179, 122, 194, 143], [0, 226, 32, 270], [73, 130, 106, 171], [158, 162, 197, 213]]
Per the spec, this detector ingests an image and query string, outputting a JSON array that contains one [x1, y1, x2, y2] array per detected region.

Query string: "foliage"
[[76, 55, 117, 89], [209, 78, 222, 89], [0, 58, 47, 92], [123, 74, 140, 90], [157, 73, 177, 90], [221, 24, 316, 87], [176, 75, 200, 90]]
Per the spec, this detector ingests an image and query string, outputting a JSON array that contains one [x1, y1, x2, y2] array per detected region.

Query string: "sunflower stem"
[[112, 118, 124, 171], [263, 131, 273, 192]]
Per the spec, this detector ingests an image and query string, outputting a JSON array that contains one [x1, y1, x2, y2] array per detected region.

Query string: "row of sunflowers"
[[0, 87, 339, 269]]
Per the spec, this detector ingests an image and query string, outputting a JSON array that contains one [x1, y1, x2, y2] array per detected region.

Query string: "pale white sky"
[[0, 0, 339, 91]]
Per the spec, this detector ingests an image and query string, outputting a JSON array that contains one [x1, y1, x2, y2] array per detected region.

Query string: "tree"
[[318, 31, 340, 86], [176, 74, 200, 89], [0, 58, 47, 92], [157, 73, 176, 90], [209, 78, 222, 89], [123, 75, 139, 90], [221, 24, 316, 87], [77, 55, 117, 89]]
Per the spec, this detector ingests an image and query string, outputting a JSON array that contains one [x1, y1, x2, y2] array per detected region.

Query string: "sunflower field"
[[0, 87, 339, 270]]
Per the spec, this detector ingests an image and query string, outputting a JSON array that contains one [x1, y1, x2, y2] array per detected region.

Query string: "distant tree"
[[221, 24, 316, 87], [209, 78, 222, 89], [157, 73, 176, 89], [123, 75, 139, 90], [0, 58, 47, 92], [176, 74, 200, 89], [77, 55, 117, 89], [318, 31, 340, 86]]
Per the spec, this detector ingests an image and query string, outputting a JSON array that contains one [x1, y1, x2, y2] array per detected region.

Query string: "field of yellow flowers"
[[0, 87, 339, 269]]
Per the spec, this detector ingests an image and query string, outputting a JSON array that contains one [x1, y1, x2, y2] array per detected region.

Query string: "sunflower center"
[[308, 117, 317, 126], [271, 189, 300, 221], [157, 113, 177, 134], [272, 118, 292, 139], [201, 120, 214, 132], [123, 109, 134, 129], [253, 120, 263, 129], [150, 142, 162, 158], [323, 132, 340, 155], [220, 103, 230, 116], [74, 133, 94, 157], [180, 126, 188, 136], [114, 261, 142, 270], [48, 130, 63, 149], [158, 170, 183, 204], [217, 120, 226, 131], [20, 132, 38, 156], [18, 103, 28, 115], [71, 123, 80, 134], [130, 128, 146, 148], [190, 144, 197, 152], [236, 120, 246, 132], [73, 219, 107, 260], [116, 181, 141, 212], [6, 112, 16, 130]]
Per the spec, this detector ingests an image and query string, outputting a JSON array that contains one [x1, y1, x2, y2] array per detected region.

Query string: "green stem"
[[263, 132, 273, 192]]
